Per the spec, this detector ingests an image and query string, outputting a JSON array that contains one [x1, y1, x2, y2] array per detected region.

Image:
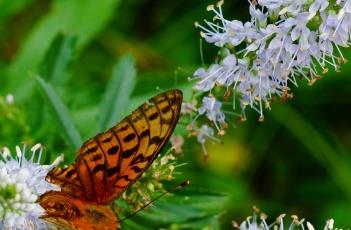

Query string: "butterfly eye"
[[53, 203, 65, 211], [47, 201, 82, 220], [86, 209, 106, 223]]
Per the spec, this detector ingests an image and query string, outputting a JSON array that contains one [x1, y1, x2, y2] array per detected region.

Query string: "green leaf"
[[6, 0, 121, 100], [28, 33, 76, 131], [34, 76, 82, 151], [120, 188, 228, 229], [39, 33, 76, 87], [0, 0, 33, 21], [98, 54, 136, 131], [169, 213, 223, 230]]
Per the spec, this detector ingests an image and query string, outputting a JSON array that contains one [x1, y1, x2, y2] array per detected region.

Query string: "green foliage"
[[1, 0, 351, 229], [35, 76, 82, 151], [39, 33, 76, 87], [0, 0, 33, 21], [121, 188, 228, 230], [272, 105, 351, 202], [98, 54, 136, 131], [5, 0, 121, 100]]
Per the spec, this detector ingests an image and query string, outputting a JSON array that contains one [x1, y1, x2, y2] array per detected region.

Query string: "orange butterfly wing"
[[46, 163, 85, 199], [46, 89, 183, 205]]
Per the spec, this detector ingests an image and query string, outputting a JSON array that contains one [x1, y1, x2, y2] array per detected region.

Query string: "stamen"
[[306, 222, 315, 230], [206, 4, 215, 11], [37, 147, 43, 164], [1, 147, 11, 160], [21, 144, 26, 167], [16, 146, 22, 161]]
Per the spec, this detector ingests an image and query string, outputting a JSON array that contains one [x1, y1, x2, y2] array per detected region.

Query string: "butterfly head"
[[39, 191, 118, 230], [39, 191, 83, 220]]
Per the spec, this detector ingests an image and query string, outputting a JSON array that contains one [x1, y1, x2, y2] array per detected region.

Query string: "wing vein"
[[95, 138, 108, 201], [124, 117, 141, 165], [81, 157, 97, 202], [110, 129, 123, 188]]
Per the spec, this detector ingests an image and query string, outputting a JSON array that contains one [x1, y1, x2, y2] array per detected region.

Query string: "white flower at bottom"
[[235, 207, 338, 230], [0, 144, 63, 230]]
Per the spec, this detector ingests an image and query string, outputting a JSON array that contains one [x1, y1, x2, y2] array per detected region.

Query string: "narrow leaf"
[[98, 54, 136, 131], [35, 76, 82, 150], [39, 33, 76, 86], [0, 0, 33, 21], [6, 0, 121, 100]]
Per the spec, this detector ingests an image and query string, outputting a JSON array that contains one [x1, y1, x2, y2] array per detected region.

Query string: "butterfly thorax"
[[39, 191, 118, 230]]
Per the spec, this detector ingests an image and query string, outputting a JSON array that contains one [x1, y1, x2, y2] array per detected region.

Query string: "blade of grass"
[[98, 54, 136, 131], [30, 33, 76, 130], [6, 0, 121, 100], [39, 32, 76, 87], [35, 75, 82, 151]]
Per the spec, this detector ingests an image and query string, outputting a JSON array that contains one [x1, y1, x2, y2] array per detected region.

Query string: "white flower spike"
[[236, 207, 337, 230], [0, 144, 62, 230], [193, 0, 351, 124]]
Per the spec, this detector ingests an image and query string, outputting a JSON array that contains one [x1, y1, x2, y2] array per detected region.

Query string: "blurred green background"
[[1, 0, 351, 229]]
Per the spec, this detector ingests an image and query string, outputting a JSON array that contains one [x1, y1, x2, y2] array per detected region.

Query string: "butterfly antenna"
[[174, 68, 178, 88], [118, 180, 190, 223]]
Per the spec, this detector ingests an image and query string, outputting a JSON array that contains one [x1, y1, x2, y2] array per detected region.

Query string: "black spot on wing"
[[117, 124, 129, 132], [161, 105, 171, 113], [90, 154, 102, 162], [118, 175, 132, 182], [91, 164, 106, 175], [107, 166, 119, 178], [148, 112, 159, 121], [140, 129, 150, 138], [131, 166, 143, 173], [123, 133, 136, 143], [85, 145, 98, 154], [122, 145, 139, 158], [131, 154, 153, 165], [107, 146, 119, 155], [101, 136, 113, 143], [150, 136, 164, 145]]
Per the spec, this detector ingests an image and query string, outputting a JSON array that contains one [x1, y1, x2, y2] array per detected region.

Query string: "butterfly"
[[39, 89, 183, 230]]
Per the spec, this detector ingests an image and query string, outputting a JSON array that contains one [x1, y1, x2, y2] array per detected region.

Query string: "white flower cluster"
[[0, 144, 62, 230], [198, 96, 226, 132], [186, 123, 221, 159], [194, 0, 351, 121], [235, 208, 336, 230], [181, 100, 223, 158]]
